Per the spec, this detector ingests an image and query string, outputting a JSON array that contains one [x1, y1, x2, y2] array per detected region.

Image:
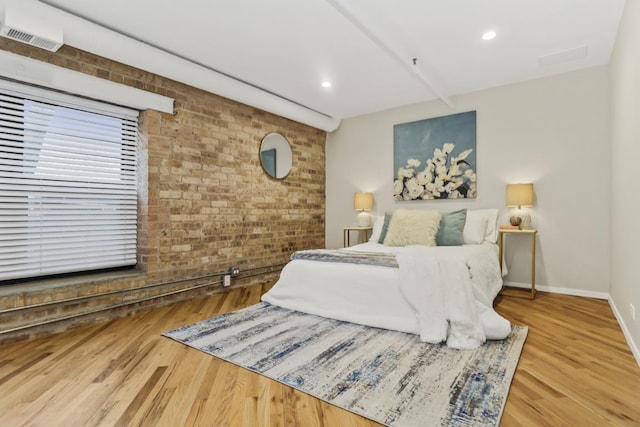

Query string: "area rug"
[[163, 302, 527, 427]]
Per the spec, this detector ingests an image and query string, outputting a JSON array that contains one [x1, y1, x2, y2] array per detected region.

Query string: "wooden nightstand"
[[498, 228, 537, 299], [343, 226, 373, 247]]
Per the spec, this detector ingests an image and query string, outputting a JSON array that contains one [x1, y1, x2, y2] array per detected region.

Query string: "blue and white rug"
[[164, 302, 527, 427]]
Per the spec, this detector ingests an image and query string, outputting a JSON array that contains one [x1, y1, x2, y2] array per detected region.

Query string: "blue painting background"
[[393, 111, 476, 175]]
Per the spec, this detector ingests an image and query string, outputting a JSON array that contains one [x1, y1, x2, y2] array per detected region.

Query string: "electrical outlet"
[[230, 266, 240, 277], [223, 274, 231, 287], [631, 304, 636, 321]]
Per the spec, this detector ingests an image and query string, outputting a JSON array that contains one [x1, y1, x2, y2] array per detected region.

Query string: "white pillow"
[[463, 209, 499, 244], [369, 215, 385, 242], [383, 209, 442, 247], [463, 211, 488, 244], [479, 209, 499, 242]]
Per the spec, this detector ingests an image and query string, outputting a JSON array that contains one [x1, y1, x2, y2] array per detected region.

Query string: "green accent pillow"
[[377, 212, 393, 244], [436, 209, 467, 246]]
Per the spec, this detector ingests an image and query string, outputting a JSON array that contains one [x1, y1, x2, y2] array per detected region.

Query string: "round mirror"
[[259, 132, 292, 179]]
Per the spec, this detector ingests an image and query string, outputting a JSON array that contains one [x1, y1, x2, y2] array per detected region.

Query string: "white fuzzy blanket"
[[396, 245, 485, 349]]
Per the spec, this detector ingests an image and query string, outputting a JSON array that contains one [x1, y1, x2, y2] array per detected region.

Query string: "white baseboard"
[[502, 281, 639, 367], [502, 281, 609, 300], [608, 298, 640, 368]]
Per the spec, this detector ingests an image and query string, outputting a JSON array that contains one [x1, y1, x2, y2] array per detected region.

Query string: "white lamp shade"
[[506, 184, 534, 207], [354, 192, 373, 211]]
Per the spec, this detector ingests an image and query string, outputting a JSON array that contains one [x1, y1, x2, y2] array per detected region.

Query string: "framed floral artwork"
[[393, 111, 477, 200]]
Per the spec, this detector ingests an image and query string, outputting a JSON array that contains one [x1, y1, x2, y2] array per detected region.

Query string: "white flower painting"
[[393, 111, 477, 200]]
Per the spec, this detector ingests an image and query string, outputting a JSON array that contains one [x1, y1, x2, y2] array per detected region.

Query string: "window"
[[0, 80, 139, 281]]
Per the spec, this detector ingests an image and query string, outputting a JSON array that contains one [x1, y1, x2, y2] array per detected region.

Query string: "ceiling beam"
[[324, 0, 454, 109]]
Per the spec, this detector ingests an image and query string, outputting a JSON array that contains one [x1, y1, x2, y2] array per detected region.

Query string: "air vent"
[[538, 46, 588, 67], [0, 23, 63, 52]]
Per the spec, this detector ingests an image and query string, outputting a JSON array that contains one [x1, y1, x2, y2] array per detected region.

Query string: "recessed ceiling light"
[[321, 81, 332, 88], [482, 31, 497, 41]]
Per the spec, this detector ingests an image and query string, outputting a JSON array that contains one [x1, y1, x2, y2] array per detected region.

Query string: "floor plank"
[[0, 285, 639, 426]]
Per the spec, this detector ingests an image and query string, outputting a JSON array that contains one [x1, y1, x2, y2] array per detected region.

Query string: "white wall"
[[610, 0, 640, 362], [326, 66, 610, 294]]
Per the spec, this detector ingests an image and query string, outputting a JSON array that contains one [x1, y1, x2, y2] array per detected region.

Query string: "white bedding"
[[261, 242, 511, 349]]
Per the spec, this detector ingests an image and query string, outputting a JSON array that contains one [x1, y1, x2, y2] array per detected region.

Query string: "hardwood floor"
[[0, 284, 639, 426]]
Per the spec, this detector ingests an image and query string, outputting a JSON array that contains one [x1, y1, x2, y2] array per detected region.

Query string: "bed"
[[262, 208, 511, 349]]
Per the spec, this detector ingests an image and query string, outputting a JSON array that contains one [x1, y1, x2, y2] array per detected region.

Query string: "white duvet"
[[261, 242, 511, 349]]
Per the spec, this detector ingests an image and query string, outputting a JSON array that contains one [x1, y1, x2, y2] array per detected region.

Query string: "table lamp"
[[506, 183, 534, 229], [354, 192, 373, 227]]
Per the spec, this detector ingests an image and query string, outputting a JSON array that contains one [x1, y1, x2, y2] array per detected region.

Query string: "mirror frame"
[[259, 132, 292, 180]]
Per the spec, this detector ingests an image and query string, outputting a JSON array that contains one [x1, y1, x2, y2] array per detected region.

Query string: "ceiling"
[[11, 1, 629, 123]]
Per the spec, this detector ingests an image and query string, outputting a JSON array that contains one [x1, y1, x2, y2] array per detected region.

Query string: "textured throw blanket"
[[395, 246, 485, 349], [291, 249, 399, 268]]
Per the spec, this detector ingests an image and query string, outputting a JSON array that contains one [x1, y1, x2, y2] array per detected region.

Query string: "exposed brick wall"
[[142, 101, 325, 283], [0, 39, 326, 335]]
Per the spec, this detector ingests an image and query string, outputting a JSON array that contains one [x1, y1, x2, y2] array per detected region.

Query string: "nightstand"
[[343, 226, 373, 247], [498, 228, 537, 299]]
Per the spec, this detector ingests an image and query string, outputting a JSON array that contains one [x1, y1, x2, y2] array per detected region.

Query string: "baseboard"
[[608, 298, 640, 368], [502, 281, 609, 300], [503, 281, 639, 367]]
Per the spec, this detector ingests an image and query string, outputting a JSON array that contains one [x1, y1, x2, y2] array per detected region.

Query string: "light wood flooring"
[[1, 283, 639, 426]]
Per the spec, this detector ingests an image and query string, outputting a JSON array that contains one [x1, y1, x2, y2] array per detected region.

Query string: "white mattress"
[[262, 242, 510, 342]]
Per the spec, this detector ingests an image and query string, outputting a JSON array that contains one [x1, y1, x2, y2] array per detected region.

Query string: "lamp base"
[[510, 209, 531, 229], [356, 211, 372, 227]]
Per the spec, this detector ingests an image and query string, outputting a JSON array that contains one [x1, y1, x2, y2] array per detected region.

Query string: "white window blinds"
[[0, 80, 139, 281]]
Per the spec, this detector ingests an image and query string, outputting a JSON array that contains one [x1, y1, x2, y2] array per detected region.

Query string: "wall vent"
[[0, 23, 63, 52], [538, 46, 588, 67]]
